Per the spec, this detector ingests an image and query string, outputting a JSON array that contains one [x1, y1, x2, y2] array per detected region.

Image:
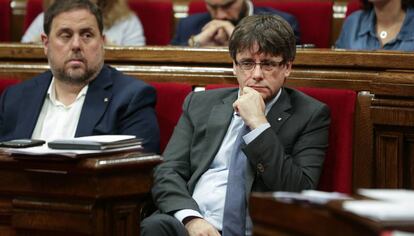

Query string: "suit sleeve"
[[118, 83, 160, 153], [243, 103, 330, 192], [0, 88, 8, 140], [151, 92, 201, 214], [171, 20, 188, 46]]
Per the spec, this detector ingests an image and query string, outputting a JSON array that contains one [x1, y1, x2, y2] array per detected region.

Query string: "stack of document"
[[48, 135, 142, 150], [3, 135, 143, 159], [343, 189, 414, 222]]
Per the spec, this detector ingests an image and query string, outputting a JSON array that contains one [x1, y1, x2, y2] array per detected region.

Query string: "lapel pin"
[[277, 117, 282, 121], [104, 98, 109, 102]]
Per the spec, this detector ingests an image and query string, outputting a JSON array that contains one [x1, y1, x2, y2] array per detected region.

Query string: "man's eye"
[[241, 62, 254, 66], [83, 33, 93, 38], [60, 34, 71, 39], [222, 2, 233, 9]]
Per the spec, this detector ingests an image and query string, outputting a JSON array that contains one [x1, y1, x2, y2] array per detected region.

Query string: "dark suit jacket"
[[152, 87, 330, 214], [0, 65, 160, 153], [171, 7, 301, 46]]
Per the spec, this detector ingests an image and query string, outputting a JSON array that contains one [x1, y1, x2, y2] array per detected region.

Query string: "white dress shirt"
[[31, 78, 88, 141]]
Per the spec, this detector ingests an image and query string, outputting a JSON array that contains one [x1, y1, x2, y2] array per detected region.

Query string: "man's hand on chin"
[[185, 218, 221, 236], [233, 86, 268, 129]]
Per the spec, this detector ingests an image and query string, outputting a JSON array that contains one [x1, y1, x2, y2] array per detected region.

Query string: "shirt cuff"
[[174, 209, 203, 225], [243, 123, 271, 144]]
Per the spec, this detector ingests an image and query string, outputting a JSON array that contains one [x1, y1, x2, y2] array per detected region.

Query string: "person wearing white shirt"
[[22, 0, 145, 46]]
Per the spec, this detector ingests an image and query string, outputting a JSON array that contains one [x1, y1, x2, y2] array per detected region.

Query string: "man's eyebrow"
[[207, 0, 236, 7], [55, 27, 73, 34], [79, 27, 97, 33], [221, 0, 236, 7]]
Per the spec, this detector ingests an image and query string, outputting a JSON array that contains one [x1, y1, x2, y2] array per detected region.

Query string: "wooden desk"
[[0, 151, 162, 236], [250, 192, 414, 236], [1, 44, 414, 190]]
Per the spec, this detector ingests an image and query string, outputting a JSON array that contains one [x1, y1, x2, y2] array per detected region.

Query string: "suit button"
[[257, 163, 265, 173]]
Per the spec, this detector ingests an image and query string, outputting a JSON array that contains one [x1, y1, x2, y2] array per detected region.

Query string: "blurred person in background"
[[22, 0, 145, 45], [336, 0, 414, 50], [171, 0, 300, 47]]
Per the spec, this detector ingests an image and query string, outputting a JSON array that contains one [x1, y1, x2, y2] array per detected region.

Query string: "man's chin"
[[57, 70, 90, 85]]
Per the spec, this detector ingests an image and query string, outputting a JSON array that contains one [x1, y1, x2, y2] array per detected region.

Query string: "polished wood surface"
[[0, 44, 413, 191], [0, 151, 162, 236], [250, 192, 414, 236]]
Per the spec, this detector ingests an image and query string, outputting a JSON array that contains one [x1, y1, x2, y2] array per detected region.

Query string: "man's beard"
[[49, 57, 102, 86]]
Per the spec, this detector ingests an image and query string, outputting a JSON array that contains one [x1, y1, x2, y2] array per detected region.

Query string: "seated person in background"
[[171, 0, 300, 46], [1, 0, 159, 153], [336, 0, 414, 50], [22, 0, 145, 46], [141, 15, 329, 236]]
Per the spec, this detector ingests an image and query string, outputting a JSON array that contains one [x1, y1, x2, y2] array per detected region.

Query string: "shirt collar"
[[47, 77, 89, 107], [396, 7, 414, 40], [358, 9, 375, 37], [246, 0, 254, 16]]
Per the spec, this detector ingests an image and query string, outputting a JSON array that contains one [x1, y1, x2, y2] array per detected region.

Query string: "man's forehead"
[[205, 0, 236, 6], [236, 49, 281, 59], [51, 9, 99, 32]]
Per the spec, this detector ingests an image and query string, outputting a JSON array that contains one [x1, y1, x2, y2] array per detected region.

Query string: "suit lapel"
[[14, 72, 52, 138], [75, 65, 112, 137], [193, 91, 237, 179], [266, 88, 292, 132], [245, 88, 292, 197]]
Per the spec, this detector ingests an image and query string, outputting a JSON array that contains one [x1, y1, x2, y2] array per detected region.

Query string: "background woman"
[[336, 0, 414, 50]]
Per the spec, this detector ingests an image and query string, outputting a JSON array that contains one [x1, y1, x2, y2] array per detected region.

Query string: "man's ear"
[[41, 33, 49, 56], [102, 34, 106, 45], [233, 61, 237, 76], [284, 61, 293, 77]]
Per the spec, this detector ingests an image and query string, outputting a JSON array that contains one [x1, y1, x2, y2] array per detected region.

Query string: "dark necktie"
[[222, 124, 248, 236]]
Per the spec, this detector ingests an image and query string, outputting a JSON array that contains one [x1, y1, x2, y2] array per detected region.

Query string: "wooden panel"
[[375, 132, 403, 188], [405, 135, 414, 188], [353, 92, 374, 190], [0, 152, 162, 236], [12, 198, 94, 235], [250, 192, 414, 236]]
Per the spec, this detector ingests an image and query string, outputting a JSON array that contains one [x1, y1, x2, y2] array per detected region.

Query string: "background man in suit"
[[142, 15, 330, 236], [0, 0, 159, 153], [171, 0, 300, 46]]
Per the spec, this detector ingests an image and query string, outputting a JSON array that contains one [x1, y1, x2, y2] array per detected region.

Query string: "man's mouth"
[[249, 85, 267, 91], [66, 58, 85, 67]]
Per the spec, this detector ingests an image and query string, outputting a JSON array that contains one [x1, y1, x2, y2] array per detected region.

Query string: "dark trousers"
[[140, 212, 189, 236]]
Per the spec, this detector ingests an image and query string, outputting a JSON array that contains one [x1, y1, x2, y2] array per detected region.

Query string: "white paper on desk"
[[2, 143, 142, 158], [358, 189, 414, 203], [273, 190, 351, 205], [343, 200, 414, 221]]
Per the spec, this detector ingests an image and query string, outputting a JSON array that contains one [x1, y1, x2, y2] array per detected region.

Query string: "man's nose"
[[252, 64, 264, 81], [71, 35, 82, 50], [215, 8, 229, 20]]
